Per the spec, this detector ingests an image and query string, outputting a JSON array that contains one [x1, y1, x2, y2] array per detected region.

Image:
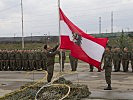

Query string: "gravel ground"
[[0, 63, 133, 99]]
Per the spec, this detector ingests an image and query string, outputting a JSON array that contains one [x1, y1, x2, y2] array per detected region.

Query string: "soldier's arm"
[[52, 44, 59, 52], [47, 50, 58, 57], [102, 52, 105, 70]]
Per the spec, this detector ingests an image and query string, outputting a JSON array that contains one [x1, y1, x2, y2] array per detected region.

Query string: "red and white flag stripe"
[[59, 8, 108, 69]]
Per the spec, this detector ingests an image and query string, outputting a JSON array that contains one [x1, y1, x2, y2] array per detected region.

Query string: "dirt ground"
[[0, 63, 133, 99]]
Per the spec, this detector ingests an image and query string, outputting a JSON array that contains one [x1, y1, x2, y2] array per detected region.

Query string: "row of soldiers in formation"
[[0, 47, 133, 72], [90, 47, 133, 72], [0, 49, 47, 71]]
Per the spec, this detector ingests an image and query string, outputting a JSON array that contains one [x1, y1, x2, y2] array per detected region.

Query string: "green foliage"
[[108, 31, 133, 50]]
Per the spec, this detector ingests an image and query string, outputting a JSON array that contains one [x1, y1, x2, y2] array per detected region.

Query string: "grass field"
[[0, 43, 44, 50]]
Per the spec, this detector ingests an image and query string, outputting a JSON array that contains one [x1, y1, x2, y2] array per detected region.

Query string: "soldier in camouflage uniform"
[[122, 47, 131, 72], [112, 47, 122, 72], [58, 50, 66, 72], [9, 50, 16, 71], [41, 49, 47, 70], [33, 50, 36, 70], [22, 50, 28, 71], [69, 33, 82, 72], [0, 50, 3, 71], [34, 50, 42, 70], [130, 48, 133, 72], [103, 46, 112, 90], [15, 50, 22, 71], [2, 50, 9, 71], [69, 54, 78, 71], [28, 50, 35, 71], [45, 44, 59, 82]]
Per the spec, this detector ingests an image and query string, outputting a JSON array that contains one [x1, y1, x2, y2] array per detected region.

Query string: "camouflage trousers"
[[70, 59, 78, 71], [35, 60, 41, 70], [105, 66, 112, 85], [3, 60, 9, 70], [0, 60, 3, 70], [29, 60, 34, 70], [90, 65, 94, 72], [47, 64, 54, 82], [122, 60, 129, 72], [10, 60, 16, 71], [16, 60, 22, 71], [41, 60, 47, 70], [113, 60, 121, 71], [22, 60, 28, 70]]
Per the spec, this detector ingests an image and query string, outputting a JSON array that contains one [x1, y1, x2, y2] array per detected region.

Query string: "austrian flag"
[[59, 8, 108, 69]]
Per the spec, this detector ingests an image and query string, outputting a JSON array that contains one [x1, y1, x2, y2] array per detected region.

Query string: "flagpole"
[[21, 0, 24, 49], [58, 0, 62, 72]]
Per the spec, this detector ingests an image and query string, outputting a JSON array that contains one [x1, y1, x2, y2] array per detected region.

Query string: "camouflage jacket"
[[35, 51, 42, 60], [112, 51, 122, 61], [15, 52, 22, 60], [9, 52, 15, 60], [46, 45, 59, 66], [0, 52, 3, 60], [41, 51, 47, 60], [3, 51, 8, 60], [103, 51, 112, 67], [22, 52, 28, 60], [122, 51, 131, 60], [28, 52, 34, 60]]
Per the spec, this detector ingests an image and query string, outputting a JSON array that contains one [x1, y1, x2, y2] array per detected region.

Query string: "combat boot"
[[97, 69, 101, 72], [90, 70, 93, 72], [104, 84, 112, 90]]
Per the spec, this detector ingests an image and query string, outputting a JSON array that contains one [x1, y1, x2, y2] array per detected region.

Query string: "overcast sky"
[[0, 0, 133, 37]]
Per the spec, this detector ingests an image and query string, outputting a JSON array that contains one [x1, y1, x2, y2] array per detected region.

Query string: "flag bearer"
[[44, 44, 59, 82]]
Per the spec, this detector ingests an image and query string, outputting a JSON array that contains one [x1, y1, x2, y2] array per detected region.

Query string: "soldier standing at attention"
[[130, 48, 133, 72], [28, 50, 34, 71], [58, 50, 66, 72], [15, 50, 22, 71], [22, 50, 28, 71], [34, 49, 42, 70], [122, 47, 131, 72], [41, 49, 47, 71], [112, 47, 122, 72], [9, 50, 15, 71], [44, 44, 59, 83], [3, 50, 9, 71], [103, 46, 112, 90], [69, 54, 78, 71]]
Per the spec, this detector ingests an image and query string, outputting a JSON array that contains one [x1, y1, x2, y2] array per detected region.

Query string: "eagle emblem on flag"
[[72, 33, 82, 46]]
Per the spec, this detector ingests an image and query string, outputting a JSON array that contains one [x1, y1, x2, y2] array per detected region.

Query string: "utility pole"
[[21, 0, 24, 49], [111, 11, 113, 33], [14, 33, 16, 43], [31, 33, 32, 42], [99, 17, 101, 34]]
